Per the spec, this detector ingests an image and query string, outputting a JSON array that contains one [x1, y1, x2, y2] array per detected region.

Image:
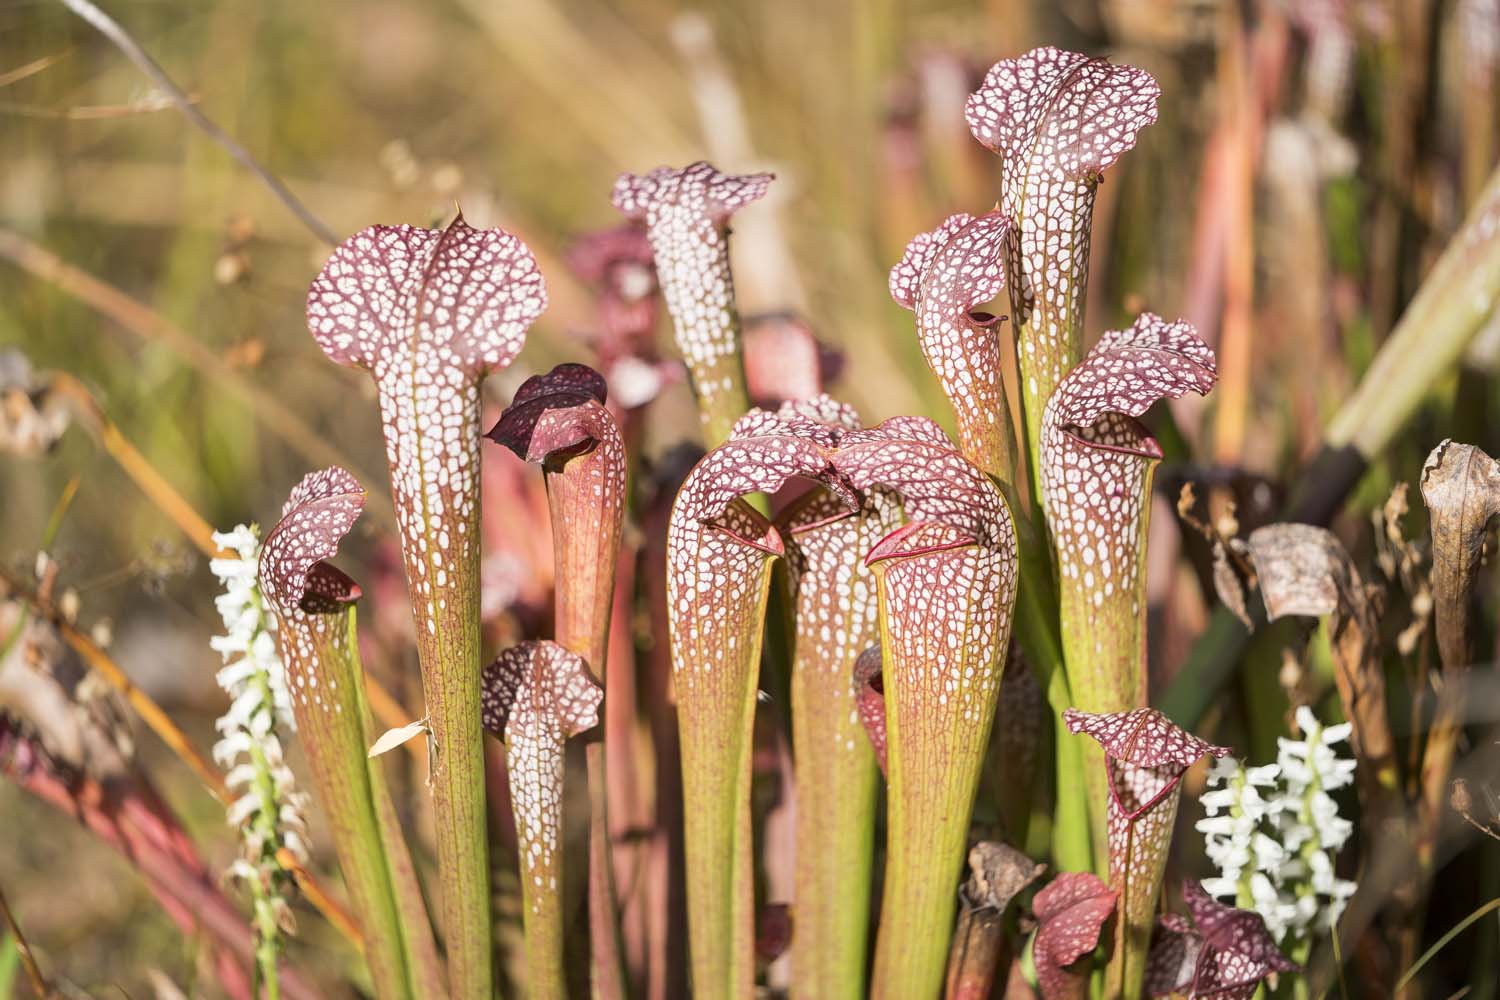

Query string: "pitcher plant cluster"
[[29, 41, 1489, 1000]]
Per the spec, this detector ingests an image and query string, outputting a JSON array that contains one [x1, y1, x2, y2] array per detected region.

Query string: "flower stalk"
[[209, 524, 310, 1000], [307, 218, 547, 998]]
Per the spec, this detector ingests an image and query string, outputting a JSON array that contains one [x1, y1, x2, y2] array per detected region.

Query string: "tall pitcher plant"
[[832, 420, 1020, 999], [487, 363, 628, 997], [306, 218, 547, 999], [777, 398, 899, 1000], [259, 468, 445, 1000], [665, 403, 857, 999], [1042, 315, 1217, 862], [964, 47, 1161, 485], [613, 162, 770, 447]]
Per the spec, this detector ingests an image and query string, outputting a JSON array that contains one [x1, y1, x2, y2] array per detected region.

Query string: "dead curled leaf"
[[368, 718, 429, 758], [963, 841, 1045, 912], [1243, 524, 1398, 807], [1245, 523, 1362, 622], [1420, 439, 1500, 671], [1212, 540, 1252, 629]]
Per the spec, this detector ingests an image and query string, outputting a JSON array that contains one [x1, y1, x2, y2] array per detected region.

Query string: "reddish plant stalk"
[[0, 713, 315, 1000], [488, 364, 628, 997]]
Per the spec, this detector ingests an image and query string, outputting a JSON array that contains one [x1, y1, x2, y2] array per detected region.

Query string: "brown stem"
[[0, 567, 363, 949], [943, 903, 1007, 1000], [55, 0, 338, 245], [0, 880, 51, 999]]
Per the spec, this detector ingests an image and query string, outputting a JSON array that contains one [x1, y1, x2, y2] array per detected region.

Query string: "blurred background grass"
[[2, 0, 1498, 995]]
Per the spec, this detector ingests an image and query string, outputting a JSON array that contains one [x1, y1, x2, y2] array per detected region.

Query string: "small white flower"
[[1199, 709, 1360, 946], [209, 523, 309, 951]]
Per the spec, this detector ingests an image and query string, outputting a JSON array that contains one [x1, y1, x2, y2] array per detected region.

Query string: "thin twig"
[[0, 566, 364, 950], [0, 97, 183, 119], [0, 54, 64, 89], [55, 0, 338, 246], [1395, 898, 1500, 991], [0, 225, 396, 532], [40, 372, 421, 753], [0, 880, 52, 999]]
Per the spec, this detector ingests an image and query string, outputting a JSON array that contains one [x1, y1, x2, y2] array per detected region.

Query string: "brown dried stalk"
[[0, 566, 362, 947], [0, 712, 321, 1000], [944, 842, 1044, 1000], [1418, 441, 1500, 866]]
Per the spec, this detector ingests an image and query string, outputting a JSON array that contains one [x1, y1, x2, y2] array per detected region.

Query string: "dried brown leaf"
[[964, 841, 1045, 913], [1420, 439, 1500, 671]]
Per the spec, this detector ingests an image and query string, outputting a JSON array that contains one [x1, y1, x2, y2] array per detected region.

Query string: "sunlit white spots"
[[306, 218, 546, 684], [613, 162, 770, 432], [965, 46, 1160, 437], [481, 641, 602, 918], [889, 212, 1013, 474]]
